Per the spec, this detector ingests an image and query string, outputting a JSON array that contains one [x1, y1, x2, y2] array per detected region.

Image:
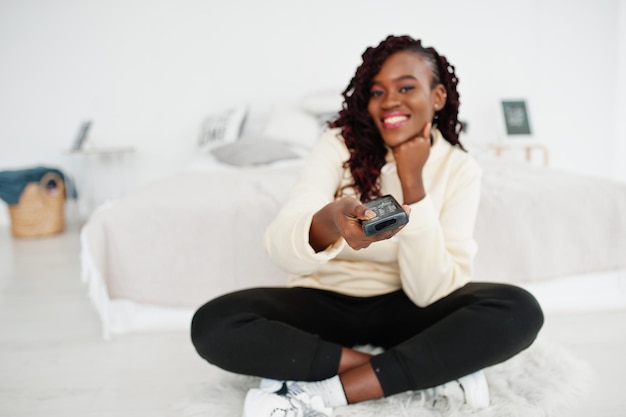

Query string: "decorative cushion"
[[262, 105, 321, 149], [299, 90, 343, 117], [198, 106, 248, 151], [210, 138, 300, 167]]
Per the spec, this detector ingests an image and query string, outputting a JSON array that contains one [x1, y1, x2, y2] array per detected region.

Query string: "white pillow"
[[262, 105, 321, 149], [211, 138, 299, 166], [299, 90, 343, 116], [198, 105, 248, 151]]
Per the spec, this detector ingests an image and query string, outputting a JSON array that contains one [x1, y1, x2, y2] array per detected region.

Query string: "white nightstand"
[[64, 147, 136, 220]]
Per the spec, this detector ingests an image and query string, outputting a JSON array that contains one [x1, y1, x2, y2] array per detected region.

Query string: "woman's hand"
[[309, 197, 410, 252], [391, 122, 431, 205]]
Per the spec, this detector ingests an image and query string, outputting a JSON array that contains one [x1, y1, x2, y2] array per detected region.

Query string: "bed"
[[79, 103, 626, 339]]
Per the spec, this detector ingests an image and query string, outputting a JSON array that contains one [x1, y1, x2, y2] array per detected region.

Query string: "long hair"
[[330, 35, 464, 202]]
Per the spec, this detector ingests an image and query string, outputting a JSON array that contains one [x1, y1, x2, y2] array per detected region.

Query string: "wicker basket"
[[8, 172, 66, 238]]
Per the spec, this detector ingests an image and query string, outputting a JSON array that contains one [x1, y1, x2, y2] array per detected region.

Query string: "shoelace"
[[269, 383, 329, 417], [419, 380, 464, 408], [269, 406, 295, 417]]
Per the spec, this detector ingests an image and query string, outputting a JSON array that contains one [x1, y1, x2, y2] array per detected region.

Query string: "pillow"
[[198, 105, 248, 151], [210, 138, 300, 166], [299, 90, 343, 116], [262, 105, 321, 149]]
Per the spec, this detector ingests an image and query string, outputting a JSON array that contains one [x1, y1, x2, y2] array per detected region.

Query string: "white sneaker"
[[242, 381, 333, 417], [259, 378, 285, 392], [457, 370, 490, 409], [422, 370, 490, 410]]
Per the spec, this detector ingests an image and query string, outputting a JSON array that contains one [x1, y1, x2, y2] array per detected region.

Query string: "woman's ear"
[[432, 84, 447, 111]]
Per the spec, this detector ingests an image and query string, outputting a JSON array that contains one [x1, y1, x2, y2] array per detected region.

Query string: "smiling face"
[[367, 50, 446, 148]]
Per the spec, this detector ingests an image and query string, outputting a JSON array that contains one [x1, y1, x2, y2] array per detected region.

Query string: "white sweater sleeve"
[[397, 159, 482, 307], [263, 130, 348, 275]]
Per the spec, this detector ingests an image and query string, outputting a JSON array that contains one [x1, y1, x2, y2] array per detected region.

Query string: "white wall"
[[0, 0, 623, 226], [616, 0, 626, 182]]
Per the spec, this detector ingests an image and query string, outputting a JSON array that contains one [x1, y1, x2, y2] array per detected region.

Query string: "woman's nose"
[[382, 91, 400, 109]]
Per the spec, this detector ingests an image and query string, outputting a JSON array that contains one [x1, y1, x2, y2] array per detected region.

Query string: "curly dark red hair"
[[330, 35, 465, 202]]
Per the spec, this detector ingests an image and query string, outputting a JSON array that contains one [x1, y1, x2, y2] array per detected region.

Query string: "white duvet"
[[80, 159, 626, 338]]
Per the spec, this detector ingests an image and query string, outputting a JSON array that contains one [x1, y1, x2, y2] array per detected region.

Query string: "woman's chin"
[[381, 131, 416, 148]]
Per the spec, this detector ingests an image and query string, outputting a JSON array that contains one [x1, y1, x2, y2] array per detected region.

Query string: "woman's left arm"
[[396, 159, 482, 307]]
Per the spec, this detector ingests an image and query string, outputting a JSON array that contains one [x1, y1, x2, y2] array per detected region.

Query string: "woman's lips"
[[382, 113, 409, 129]]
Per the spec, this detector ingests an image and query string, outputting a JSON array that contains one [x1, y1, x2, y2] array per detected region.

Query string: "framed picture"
[[71, 120, 92, 151], [500, 100, 534, 142]]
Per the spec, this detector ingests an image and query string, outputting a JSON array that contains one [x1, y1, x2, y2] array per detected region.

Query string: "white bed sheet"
[[80, 153, 626, 339]]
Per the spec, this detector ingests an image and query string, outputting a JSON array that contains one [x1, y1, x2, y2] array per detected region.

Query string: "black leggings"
[[191, 283, 543, 397]]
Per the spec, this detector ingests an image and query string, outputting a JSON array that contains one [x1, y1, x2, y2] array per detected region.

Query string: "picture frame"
[[71, 120, 92, 151], [500, 100, 534, 142]]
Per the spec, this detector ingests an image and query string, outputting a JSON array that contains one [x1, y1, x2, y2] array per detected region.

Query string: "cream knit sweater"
[[264, 127, 482, 307]]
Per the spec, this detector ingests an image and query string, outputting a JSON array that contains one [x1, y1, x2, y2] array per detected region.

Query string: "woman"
[[191, 35, 544, 417]]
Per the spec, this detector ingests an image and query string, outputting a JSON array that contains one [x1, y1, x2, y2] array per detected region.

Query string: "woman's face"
[[367, 51, 446, 148]]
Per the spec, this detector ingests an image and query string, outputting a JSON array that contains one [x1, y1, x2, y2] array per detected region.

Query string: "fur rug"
[[170, 342, 593, 417]]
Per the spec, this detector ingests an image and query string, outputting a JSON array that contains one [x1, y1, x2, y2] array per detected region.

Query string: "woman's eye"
[[399, 86, 415, 93], [370, 90, 384, 98]]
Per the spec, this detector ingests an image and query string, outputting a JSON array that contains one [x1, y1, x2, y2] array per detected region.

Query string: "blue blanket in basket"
[[0, 166, 76, 205]]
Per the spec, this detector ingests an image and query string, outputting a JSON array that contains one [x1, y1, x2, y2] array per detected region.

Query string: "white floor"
[[1, 224, 625, 417]]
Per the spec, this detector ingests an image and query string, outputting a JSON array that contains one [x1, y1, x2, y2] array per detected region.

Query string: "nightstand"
[[64, 147, 136, 220]]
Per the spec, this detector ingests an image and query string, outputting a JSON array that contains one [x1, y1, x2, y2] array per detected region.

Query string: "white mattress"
[[521, 269, 626, 314]]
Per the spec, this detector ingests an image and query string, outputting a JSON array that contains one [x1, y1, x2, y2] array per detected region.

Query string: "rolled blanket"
[[0, 166, 76, 205]]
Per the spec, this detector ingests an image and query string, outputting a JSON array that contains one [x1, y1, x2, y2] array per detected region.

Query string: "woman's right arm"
[[263, 130, 349, 274], [265, 129, 401, 274], [309, 197, 380, 252]]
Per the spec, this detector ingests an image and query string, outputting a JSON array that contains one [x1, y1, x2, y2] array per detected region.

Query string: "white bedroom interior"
[[2, 0, 626, 416]]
